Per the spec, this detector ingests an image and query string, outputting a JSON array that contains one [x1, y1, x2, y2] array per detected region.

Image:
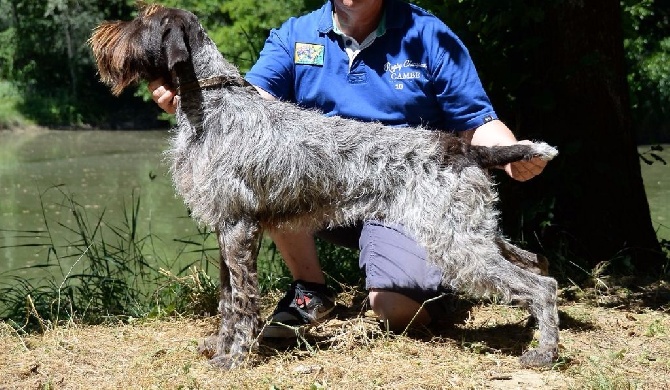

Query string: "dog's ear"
[[162, 25, 190, 70]]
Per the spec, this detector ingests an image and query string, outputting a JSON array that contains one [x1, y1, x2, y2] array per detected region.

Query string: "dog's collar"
[[176, 75, 254, 95]]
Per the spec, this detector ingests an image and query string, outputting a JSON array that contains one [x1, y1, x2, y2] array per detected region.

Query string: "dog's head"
[[88, 4, 205, 95]]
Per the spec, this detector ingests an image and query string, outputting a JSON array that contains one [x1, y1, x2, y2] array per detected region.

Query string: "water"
[[639, 145, 670, 241], [0, 129, 210, 277]]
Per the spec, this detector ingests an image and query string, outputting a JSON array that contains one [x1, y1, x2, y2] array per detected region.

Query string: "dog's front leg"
[[209, 219, 262, 369]]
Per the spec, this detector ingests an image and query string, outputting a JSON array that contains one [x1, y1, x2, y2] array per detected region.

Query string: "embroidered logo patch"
[[294, 43, 325, 66]]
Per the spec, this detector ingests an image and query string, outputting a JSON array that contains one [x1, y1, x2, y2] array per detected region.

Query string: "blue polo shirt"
[[245, 0, 497, 131]]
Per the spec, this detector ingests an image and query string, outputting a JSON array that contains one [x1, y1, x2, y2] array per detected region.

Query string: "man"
[[150, 0, 548, 337]]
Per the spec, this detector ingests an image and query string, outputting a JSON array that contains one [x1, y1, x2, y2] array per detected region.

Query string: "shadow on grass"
[[250, 293, 597, 366]]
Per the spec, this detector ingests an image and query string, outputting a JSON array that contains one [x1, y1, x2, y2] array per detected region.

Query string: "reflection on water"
[[0, 129, 211, 277]]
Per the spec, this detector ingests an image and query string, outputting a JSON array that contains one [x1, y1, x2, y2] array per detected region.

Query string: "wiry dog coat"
[[89, 5, 560, 368]]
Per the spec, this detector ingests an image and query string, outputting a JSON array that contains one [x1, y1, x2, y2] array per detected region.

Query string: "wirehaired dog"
[[89, 5, 560, 368]]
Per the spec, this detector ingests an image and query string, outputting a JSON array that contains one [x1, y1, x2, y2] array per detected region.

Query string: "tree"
[[2, 0, 139, 125], [419, 0, 665, 274], [527, 0, 663, 274]]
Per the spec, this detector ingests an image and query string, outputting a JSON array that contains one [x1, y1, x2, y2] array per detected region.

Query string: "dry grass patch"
[[1, 289, 669, 389]]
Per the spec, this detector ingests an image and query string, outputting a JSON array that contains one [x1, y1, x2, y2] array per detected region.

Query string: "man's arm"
[[148, 78, 275, 112]]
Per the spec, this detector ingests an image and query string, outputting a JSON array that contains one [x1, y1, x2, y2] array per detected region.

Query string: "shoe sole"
[[261, 322, 308, 338]]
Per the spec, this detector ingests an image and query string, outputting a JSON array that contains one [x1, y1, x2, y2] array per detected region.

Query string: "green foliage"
[[0, 0, 139, 127], [0, 27, 15, 79], [623, 0, 670, 141], [9, 1, 98, 86], [19, 89, 83, 126], [316, 240, 362, 290], [0, 80, 30, 129], [412, 0, 564, 133], [160, 0, 318, 72]]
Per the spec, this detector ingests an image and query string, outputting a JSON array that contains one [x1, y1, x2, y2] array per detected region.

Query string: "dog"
[[89, 5, 560, 368]]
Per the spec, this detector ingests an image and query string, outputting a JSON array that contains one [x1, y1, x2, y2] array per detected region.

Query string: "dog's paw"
[[209, 353, 245, 369], [197, 335, 219, 359], [519, 346, 558, 367]]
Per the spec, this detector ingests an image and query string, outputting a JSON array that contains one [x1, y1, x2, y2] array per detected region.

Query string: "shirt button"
[[345, 39, 352, 46]]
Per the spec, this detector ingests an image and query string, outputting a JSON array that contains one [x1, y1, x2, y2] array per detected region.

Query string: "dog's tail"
[[470, 142, 558, 169]]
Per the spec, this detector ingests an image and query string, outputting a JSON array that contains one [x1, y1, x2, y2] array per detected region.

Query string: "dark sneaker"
[[262, 280, 335, 338]]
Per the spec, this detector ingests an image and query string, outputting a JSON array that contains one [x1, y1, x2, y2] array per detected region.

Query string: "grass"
[[1, 177, 669, 388], [0, 81, 33, 129], [0, 185, 361, 334], [1, 292, 668, 388]]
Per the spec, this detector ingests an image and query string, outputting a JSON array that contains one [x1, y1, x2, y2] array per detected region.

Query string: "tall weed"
[[0, 186, 365, 334], [0, 186, 217, 332]]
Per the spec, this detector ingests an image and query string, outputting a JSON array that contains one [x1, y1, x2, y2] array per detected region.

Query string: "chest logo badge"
[[295, 43, 325, 66]]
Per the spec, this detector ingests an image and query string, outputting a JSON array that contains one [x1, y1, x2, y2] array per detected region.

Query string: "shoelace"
[[293, 284, 313, 310]]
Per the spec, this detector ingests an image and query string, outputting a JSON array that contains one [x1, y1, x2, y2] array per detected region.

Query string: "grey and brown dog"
[[89, 5, 560, 368]]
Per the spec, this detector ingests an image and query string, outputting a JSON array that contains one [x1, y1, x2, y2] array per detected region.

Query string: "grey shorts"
[[316, 221, 449, 317]]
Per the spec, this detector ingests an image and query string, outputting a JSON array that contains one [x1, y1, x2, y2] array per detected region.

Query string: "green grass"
[[0, 81, 31, 129]]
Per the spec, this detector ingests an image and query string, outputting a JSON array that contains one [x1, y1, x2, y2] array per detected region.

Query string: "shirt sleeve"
[[431, 30, 497, 132], [244, 27, 295, 102]]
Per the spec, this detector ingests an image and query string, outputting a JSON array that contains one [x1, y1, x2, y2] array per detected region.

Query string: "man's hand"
[[505, 153, 548, 182], [466, 121, 550, 182], [148, 78, 178, 114]]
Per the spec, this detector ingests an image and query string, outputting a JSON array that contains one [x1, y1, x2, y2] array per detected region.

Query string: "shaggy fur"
[[89, 5, 560, 368]]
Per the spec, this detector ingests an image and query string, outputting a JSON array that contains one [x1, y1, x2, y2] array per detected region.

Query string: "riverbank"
[[0, 123, 45, 133], [1, 286, 669, 389]]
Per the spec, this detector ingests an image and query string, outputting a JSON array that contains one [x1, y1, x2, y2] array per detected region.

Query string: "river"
[[0, 129, 213, 278]]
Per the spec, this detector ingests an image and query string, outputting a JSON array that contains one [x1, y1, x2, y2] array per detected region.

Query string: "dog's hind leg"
[[208, 220, 262, 369], [442, 245, 559, 367], [509, 269, 560, 367], [494, 259, 559, 366], [496, 237, 549, 276], [517, 274, 560, 367]]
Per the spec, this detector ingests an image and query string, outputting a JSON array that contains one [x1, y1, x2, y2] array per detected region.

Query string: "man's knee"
[[368, 289, 431, 332]]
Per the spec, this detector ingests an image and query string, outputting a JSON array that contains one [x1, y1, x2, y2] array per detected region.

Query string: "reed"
[[0, 186, 363, 333], [0, 186, 219, 332]]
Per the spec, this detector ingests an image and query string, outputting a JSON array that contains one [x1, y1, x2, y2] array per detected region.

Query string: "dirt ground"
[[1, 285, 669, 389]]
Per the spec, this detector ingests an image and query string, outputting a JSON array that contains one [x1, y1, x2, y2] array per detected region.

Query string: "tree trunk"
[[507, 0, 664, 274]]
